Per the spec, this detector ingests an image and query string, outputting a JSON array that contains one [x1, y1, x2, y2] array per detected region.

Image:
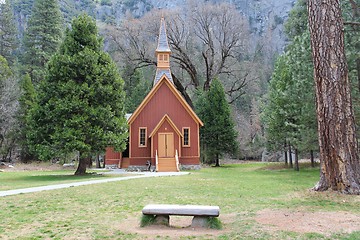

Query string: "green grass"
[[0, 162, 359, 239], [140, 214, 157, 227], [0, 169, 120, 191], [207, 217, 222, 229]]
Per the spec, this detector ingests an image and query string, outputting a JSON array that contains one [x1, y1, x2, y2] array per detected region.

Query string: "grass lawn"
[[0, 169, 119, 191], [0, 162, 359, 239]]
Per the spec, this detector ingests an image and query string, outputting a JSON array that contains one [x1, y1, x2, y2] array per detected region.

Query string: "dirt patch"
[[0, 162, 64, 171], [116, 214, 235, 238], [256, 209, 360, 235]]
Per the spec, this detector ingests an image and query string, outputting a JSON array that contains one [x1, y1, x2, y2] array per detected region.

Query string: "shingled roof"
[[154, 69, 173, 85]]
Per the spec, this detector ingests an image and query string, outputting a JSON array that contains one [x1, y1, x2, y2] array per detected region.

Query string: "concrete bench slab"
[[142, 204, 220, 217]]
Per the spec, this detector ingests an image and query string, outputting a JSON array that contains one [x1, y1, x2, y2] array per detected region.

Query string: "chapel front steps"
[[157, 157, 178, 172]]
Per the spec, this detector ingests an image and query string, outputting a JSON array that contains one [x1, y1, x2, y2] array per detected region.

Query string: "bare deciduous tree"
[[0, 58, 19, 161], [107, 1, 250, 106]]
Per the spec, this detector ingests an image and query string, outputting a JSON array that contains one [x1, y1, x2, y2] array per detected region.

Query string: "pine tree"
[[262, 32, 318, 169], [196, 79, 238, 166], [17, 73, 36, 162], [262, 53, 292, 151], [21, 0, 63, 84], [0, 0, 18, 66], [27, 14, 128, 175]]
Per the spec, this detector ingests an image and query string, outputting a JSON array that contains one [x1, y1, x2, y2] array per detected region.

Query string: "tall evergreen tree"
[[262, 53, 292, 151], [21, 0, 63, 84], [27, 14, 128, 175], [0, 0, 18, 66], [196, 79, 238, 166], [262, 31, 318, 169], [17, 73, 36, 162], [286, 31, 318, 154]]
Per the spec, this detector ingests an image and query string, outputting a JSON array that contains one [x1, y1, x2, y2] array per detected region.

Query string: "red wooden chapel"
[[105, 17, 203, 172]]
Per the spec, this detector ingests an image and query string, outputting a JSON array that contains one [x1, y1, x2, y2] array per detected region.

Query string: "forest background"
[[0, 0, 358, 164]]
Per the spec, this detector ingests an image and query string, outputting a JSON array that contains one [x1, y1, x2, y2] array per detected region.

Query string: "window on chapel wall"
[[164, 54, 168, 62], [183, 128, 190, 147], [139, 128, 147, 147]]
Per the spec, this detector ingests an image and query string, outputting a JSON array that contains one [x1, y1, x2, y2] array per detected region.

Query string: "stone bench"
[[142, 204, 220, 228]]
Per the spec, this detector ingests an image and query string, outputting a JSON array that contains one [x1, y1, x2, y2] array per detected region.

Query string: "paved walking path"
[[0, 171, 189, 197]]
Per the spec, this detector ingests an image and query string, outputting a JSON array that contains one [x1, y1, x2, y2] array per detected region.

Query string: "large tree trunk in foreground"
[[308, 0, 360, 194]]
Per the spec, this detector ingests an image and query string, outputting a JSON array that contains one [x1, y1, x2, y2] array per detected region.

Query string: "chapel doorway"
[[158, 133, 174, 157], [157, 132, 177, 172]]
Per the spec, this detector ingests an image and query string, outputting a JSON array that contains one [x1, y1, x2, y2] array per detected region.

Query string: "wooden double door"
[[158, 133, 174, 158]]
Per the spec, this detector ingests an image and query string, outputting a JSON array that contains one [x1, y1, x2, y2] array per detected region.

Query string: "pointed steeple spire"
[[156, 17, 171, 53], [154, 17, 173, 86]]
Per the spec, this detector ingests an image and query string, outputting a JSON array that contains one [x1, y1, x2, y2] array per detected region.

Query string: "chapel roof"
[[154, 69, 173, 86]]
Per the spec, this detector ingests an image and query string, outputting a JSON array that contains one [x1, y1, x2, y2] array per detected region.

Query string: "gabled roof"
[[149, 114, 183, 138], [156, 17, 171, 53], [127, 75, 204, 127]]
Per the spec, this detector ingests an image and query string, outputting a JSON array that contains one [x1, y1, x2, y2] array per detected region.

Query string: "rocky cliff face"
[[12, 0, 295, 54]]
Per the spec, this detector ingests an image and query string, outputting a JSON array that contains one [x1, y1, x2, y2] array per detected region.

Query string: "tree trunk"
[[87, 157, 92, 169], [96, 154, 101, 168], [215, 153, 220, 167], [294, 148, 299, 171], [171, 73, 194, 108], [308, 0, 360, 194], [75, 156, 89, 175], [310, 150, 315, 168], [288, 144, 293, 168], [284, 141, 288, 165]]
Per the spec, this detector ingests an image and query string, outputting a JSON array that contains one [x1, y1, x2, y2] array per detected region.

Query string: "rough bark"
[[75, 156, 90, 175], [308, 0, 360, 194]]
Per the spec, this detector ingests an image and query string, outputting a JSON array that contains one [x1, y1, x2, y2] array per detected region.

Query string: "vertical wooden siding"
[[105, 147, 121, 165], [130, 81, 199, 161]]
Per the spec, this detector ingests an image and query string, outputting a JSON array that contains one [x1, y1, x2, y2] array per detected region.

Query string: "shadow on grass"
[[16, 173, 107, 183]]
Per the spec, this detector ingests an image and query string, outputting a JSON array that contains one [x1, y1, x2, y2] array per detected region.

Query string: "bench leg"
[[191, 216, 208, 228], [154, 215, 169, 226]]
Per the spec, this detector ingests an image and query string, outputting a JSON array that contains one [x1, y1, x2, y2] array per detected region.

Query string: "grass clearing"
[[0, 169, 121, 191], [1, 162, 359, 239]]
